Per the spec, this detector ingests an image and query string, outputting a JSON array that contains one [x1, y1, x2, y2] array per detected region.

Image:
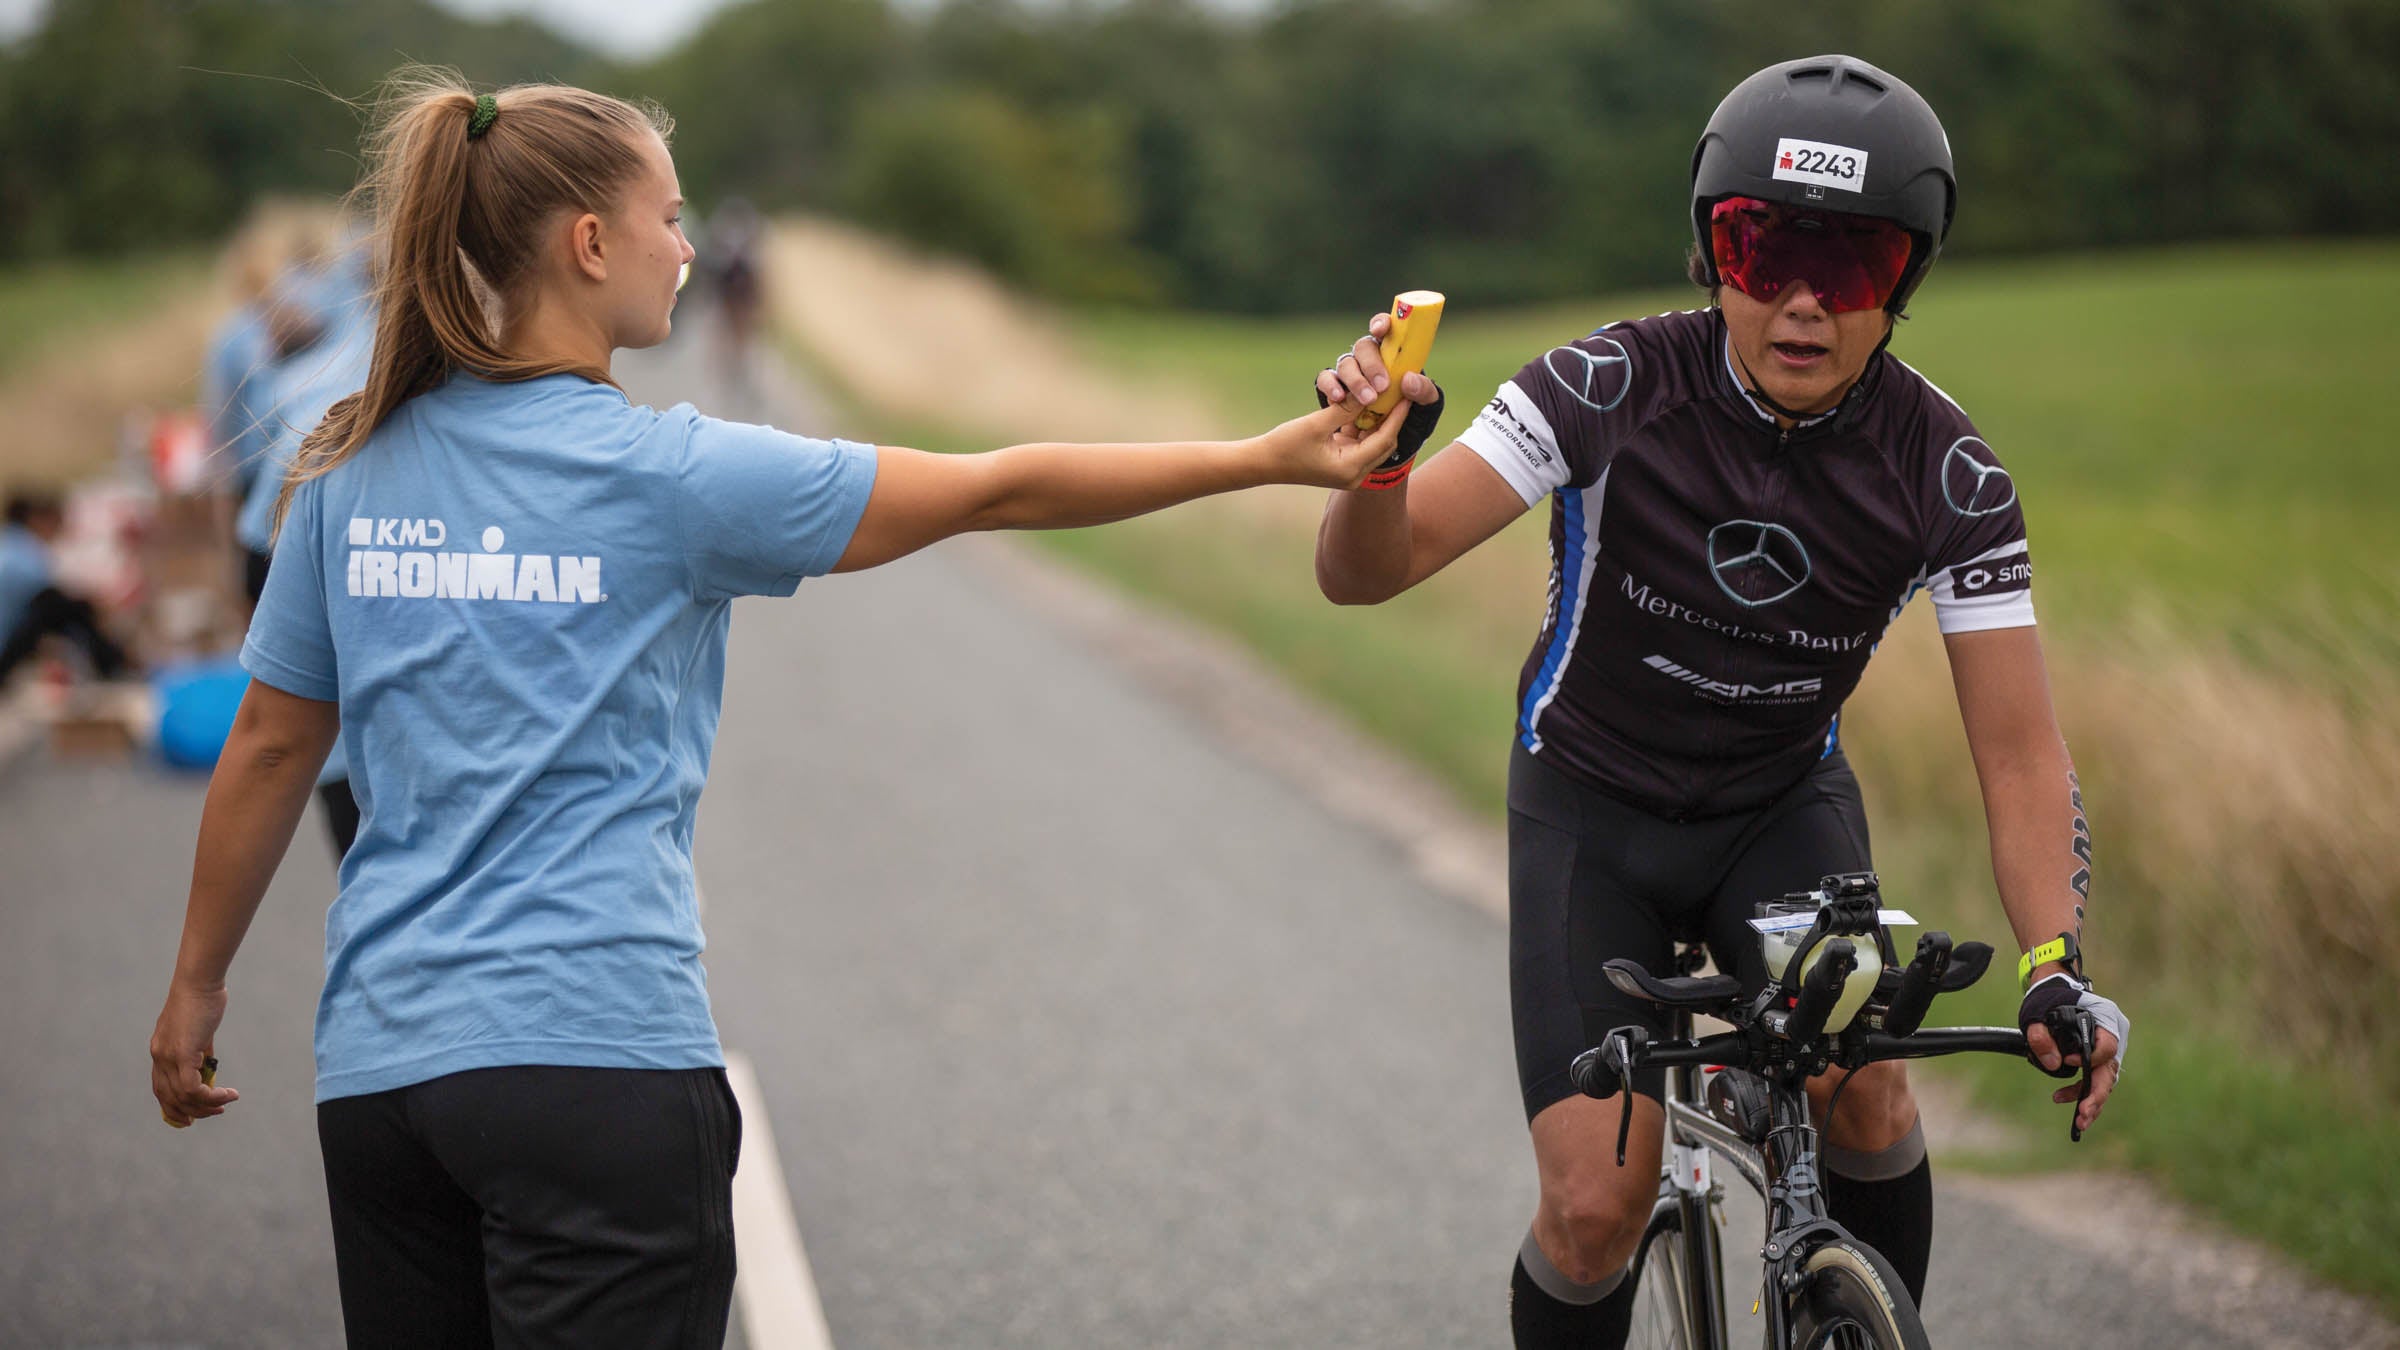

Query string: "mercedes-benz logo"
[[1544, 336, 1632, 413], [1706, 520, 1811, 608], [1941, 437, 2016, 517]]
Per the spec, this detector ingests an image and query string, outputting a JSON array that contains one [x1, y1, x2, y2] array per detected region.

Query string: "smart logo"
[[1950, 555, 2031, 598], [344, 518, 604, 604]]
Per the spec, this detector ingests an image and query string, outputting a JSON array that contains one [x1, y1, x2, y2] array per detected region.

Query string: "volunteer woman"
[[148, 72, 1421, 1347], [1313, 56, 2128, 1347]]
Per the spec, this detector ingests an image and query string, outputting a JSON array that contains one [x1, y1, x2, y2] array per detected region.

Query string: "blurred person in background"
[[1315, 55, 2129, 1348], [234, 245, 375, 858], [702, 195, 763, 407], [203, 206, 345, 504], [148, 69, 1417, 1347], [237, 243, 377, 606], [0, 490, 132, 686]]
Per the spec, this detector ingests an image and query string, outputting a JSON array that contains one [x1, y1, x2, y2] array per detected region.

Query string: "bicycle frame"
[[1642, 1006, 2028, 1347], [1654, 1054, 1834, 1349], [1650, 1006, 1736, 1347], [1646, 997, 1840, 1350], [1596, 881, 2046, 1347]]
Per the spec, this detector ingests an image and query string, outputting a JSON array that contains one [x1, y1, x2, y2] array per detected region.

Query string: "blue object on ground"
[[153, 659, 250, 771]]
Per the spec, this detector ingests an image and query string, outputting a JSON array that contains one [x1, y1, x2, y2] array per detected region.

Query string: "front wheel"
[[1786, 1239, 1930, 1350], [1627, 1197, 1722, 1349]]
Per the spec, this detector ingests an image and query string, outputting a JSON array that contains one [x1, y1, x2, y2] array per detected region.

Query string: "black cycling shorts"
[[316, 1064, 741, 1349], [1508, 740, 1871, 1118]]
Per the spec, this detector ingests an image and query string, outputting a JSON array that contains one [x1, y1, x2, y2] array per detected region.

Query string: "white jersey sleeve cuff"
[[1456, 379, 1568, 506], [1929, 540, 2037, 633]]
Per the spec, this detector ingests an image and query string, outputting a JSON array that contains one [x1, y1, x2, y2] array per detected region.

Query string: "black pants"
[[1508, 741, 1871, 1114], [244, 546, 273, 606], [317, 1065, 742, 1350], [0, 586, 131, 684], [320, 778, 360, 858]]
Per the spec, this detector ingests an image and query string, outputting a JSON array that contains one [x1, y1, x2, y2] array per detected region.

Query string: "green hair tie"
[[467, 94, 499, 140]]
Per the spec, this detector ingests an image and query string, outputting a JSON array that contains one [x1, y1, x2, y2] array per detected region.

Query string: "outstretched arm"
[[151, 680, 339, 1127], [1946, 625, 2120, 1130], [834, 399, 1404, 573]]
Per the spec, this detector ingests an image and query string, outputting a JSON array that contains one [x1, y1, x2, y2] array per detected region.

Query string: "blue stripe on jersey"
[[1520, 487, 1587, 750], [1821, 712, 1841, 759]]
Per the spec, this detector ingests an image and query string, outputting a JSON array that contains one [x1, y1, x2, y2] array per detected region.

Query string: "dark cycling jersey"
[[1457, 306, 2033, 820]]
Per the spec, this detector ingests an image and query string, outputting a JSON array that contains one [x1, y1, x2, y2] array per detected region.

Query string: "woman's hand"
[[1256, 398, 1409, 489], [151, 979, 238, 1128]]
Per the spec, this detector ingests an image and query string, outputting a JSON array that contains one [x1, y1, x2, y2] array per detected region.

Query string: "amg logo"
[[1643, 655, 1824, 703], [1483, 394, 1552, 466], [344, 520, 604, 605], [1951, 557, 2032, 598]]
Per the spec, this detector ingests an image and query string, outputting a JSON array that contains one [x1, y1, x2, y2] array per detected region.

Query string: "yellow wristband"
[[2017, 936, 2075, 991]]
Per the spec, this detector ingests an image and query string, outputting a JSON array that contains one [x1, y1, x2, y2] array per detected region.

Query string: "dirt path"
[[764, 216, 1226, 446], [1, 291, 216, 486]]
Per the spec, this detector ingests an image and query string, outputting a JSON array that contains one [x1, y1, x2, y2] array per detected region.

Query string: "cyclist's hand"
[[1259, 398, 1410, 489], [151, 980, 238, 1128], [2030, 1020, 2121, 1132], [1314, 310, 1441, 411], [2021, 972, 2128, 1134]]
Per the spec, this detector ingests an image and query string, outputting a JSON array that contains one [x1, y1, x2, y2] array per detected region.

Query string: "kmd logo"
[[344, 518, 604, 604], [1706, 520, 1811, 608], [1940, 437, 2016, 517], [1543, 336, 1632, 413]]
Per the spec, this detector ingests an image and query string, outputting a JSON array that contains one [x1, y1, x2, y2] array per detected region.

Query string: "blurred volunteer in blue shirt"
[[148, 71, 1421, 1347], [234, 258, 374, 856], [1, 490, 131, 685]]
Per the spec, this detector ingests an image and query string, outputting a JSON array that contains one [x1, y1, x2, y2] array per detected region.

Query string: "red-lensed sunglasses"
[[1709, 197, 1916, 314]]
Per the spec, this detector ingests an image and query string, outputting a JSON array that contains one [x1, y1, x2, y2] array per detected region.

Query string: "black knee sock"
[[1824, 1153, 1933, 1309], [1510, 1254, 1636, 1349]]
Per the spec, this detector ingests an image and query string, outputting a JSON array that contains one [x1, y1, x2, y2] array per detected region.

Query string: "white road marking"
[[725, 1050, 837, 1350]]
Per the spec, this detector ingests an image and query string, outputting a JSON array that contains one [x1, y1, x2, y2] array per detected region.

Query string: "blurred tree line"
[[5, 0, 2395, 312]]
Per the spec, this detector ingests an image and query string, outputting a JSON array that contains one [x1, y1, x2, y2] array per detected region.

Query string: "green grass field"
[[0, 251, 209, 380]]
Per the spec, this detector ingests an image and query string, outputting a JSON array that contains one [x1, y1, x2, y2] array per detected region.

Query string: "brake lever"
[[1615, 1070, 1634, 1166], [2067, 1007, 2095, 1143], [2036, 1004, 2097, 1143], [1612, 1028, 1651, 1167]]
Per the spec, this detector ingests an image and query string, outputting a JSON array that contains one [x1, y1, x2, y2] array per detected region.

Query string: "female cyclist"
[[148, 71, 1420, 1347], [1314, 56, 2129, 1347]]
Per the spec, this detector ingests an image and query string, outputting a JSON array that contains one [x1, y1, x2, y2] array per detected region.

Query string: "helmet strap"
[[1724, 315, 1895, 428]]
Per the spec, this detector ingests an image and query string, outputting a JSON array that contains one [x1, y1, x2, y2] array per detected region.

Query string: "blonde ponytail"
[[273, 67, 671, 535]]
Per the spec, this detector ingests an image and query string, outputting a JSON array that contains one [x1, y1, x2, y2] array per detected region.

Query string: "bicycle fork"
[[1664, 1060, 1731, 1346]]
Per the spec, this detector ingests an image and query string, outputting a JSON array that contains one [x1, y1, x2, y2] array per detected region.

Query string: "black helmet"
[[1690, 55, 1955, 313]]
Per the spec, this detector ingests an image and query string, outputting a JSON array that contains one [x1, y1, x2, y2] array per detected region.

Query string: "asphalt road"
[[0, 311, 2276, 1348]]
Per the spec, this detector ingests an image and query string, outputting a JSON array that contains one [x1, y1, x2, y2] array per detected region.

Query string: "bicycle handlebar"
[[1568, 1025, 2030, 1101]]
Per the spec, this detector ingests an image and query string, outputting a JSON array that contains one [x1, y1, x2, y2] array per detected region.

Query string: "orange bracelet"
[[1359, 458, 1416, 491]]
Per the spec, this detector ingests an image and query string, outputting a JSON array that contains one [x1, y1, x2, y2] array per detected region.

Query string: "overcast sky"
[[0, 0, 1273, 60]]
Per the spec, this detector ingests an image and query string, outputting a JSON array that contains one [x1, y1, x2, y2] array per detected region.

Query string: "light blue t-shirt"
[[203, 306, 275, 495], [241, 370, 878, 1101], [0, 524, 53, 639]]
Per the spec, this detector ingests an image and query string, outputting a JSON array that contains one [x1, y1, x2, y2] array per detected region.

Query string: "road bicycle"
[[1569, 871, 2098, 1349]]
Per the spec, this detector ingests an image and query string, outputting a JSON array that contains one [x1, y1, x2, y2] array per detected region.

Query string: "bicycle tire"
[[1786, 1239, 1930, 1350], [1626, 1198, 1722, 1349]]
